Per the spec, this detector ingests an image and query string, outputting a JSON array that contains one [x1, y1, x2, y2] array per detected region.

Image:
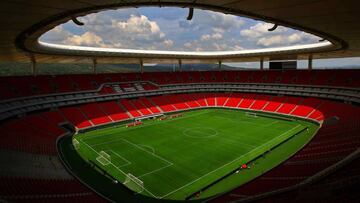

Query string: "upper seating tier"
[[1, 69, 359, 101]]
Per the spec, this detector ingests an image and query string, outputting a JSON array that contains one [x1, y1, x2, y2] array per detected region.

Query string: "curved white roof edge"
[[38, 40, 332, 57]]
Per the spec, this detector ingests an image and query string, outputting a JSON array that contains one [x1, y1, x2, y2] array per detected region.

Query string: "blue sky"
[[41, 7, 321, 52]]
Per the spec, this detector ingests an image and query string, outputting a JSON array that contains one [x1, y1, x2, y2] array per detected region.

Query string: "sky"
[[39, 7, 360, 68], [40, 7, 321, 52]]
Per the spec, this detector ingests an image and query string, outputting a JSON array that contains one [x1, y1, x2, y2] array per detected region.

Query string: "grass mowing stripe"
[[138, 163, 174, 178], [74, 109, 312, 200], [159, 124, 304, 199]]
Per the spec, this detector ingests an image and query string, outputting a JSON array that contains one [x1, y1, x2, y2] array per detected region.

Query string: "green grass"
[[72, 108, 316, 201]]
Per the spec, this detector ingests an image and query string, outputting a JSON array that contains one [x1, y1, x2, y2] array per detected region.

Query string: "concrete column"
[[92, 58, 97, 74], [30, 55, 37, 76], [140, 59, 144, 73], [308, 55, 313, 70], [260, 58, 264, 70], [178, 59, 182, 72]]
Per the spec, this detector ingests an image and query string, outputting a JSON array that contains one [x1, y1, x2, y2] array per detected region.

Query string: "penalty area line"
[[109, 150, 132, 167], [79, 138, 160, 198]]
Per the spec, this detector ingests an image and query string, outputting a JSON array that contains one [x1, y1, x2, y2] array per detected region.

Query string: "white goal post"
[[246, 112, 257, 117], [96, 151, 111, 166], [123, 173, 144, 193]]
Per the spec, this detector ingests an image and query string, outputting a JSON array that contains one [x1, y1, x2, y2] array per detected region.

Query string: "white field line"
[[138, 163, 173, 178], [138, 144, 155, 154], [121, 138, 174, 166], [217, 136, 258, 149], [109, 150, 132, 167], [120, 141, 174, 179], [79, 138, 160, 198], [159, 124, 302, 199], [87, 137, 174, 185], [80, 110, 304, 198], [264, 120, 280, 127]]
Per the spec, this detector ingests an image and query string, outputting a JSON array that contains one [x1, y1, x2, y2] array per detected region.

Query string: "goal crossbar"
[[246, 112, 257, 117], [124, 173, 144, 193]]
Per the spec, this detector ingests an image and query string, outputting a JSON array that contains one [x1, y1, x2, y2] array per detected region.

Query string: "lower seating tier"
[[0, 92, 359, 202]]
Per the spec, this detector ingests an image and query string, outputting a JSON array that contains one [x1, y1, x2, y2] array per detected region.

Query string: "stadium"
[[0, 1, 359, 203]]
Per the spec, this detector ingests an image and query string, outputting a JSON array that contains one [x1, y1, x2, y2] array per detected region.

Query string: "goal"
[[96, 151, 111, 166], [72, 138, 80, 150], [246, 112, 257, 117], [123, 173, 144, 193]]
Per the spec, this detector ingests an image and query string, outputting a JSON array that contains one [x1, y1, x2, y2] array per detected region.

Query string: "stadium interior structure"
[[1, 1, 360, 203]]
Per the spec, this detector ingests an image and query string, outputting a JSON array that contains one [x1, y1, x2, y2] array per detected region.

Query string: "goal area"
[[96, 151, 111, 166], [123, 173, 144, 193]]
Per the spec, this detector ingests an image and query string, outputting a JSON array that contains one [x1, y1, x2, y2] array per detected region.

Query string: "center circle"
[[183, 127, 218, 138]]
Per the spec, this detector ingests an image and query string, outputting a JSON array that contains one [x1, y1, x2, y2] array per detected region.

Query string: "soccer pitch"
[[73, 109, 313, 200]]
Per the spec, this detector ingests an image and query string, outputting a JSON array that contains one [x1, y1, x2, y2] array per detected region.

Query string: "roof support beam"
[[187, 7, 194, 20], [72, 17, 84, 26], [92, 58, 97, 74], [268, 24, 278, 31]]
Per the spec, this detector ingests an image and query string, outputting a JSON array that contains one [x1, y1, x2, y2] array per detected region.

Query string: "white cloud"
[[257, 35, 284, 46], [43, 12, 173, 50], [63, 32, 107, 47], [184, 42, 192, 48], [112, 15, 161, 34], [240, 22, 288, 39], [163, 39, 174, 47], [40, 8, 321, 51], [256, 32, 321, 47], [40, 25, 72, 42], [179, 9, 245, 32], [212, 27, 225, 34], [200, 33, 223, 41]]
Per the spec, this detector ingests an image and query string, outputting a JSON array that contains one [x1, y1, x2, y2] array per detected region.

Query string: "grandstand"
[[0, 1, 360, 203]]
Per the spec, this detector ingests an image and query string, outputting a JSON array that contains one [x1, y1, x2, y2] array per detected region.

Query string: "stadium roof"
[[1, 0, 360, 63]]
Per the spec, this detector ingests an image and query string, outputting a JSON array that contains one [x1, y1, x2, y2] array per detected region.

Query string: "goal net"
[[96, 151, 111, 166], [123, 173, 144, 193], [72, 138, 80, 150], [246, 112, 257, 117]]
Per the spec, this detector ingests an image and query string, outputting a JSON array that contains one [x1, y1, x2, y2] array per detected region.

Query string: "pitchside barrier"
[[170, 113, 183, 118], [135, 114, 164, 122]]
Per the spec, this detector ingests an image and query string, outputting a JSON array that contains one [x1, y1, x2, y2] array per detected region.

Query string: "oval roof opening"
[[39, 7, 328, 54]]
